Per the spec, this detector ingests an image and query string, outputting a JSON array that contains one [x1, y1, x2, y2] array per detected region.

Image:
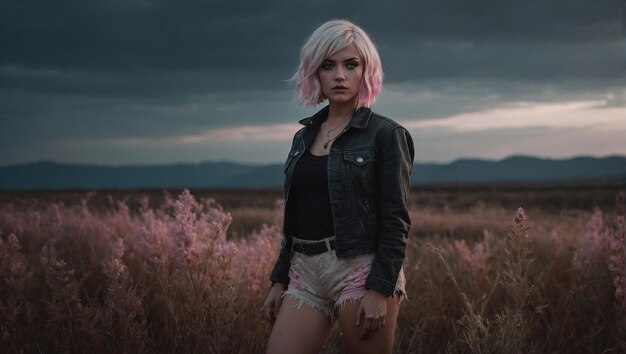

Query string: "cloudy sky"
[[1, 0, 624, 166]]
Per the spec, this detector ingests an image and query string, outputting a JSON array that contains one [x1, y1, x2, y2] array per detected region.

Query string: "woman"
[[264, 19, 414, 354]]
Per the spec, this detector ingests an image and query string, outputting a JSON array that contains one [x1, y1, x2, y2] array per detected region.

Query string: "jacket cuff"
[[269, 259, 290, 287], [364, 275, 396, 297]]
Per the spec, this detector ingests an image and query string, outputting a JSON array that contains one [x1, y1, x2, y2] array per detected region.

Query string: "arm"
[[269, 237, 291, 286], [265, 128, 308, 325], [264, 281, 286, 325], [357, 126, 414, 339], [268, 130, 301, 287], [364, 127, 415, 296]]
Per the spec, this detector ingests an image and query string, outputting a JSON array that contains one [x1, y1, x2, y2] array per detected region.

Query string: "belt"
[[292, 238, 336, 255]]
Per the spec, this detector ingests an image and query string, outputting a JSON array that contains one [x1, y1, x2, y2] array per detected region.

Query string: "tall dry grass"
[[0, 188, 624, 353]]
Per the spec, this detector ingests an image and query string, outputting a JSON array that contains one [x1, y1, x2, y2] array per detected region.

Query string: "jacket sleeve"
[[365, 126, 415, 296], [269, 236, 292, 286], [268, 132, 300, 287]]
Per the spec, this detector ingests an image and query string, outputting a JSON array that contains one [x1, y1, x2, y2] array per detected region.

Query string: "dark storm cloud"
[[2, 0, 622, 93], [0, 0, 623, 165], [362, 0, 622, 41]]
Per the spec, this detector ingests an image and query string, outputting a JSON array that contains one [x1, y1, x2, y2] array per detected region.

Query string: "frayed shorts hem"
[[282, 290, 337, 321], [282, 287, 408, 322]]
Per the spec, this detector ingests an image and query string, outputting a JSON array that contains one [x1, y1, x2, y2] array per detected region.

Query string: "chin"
[[328, 94, 358, 104]]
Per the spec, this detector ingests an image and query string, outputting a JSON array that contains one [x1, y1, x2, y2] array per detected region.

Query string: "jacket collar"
[[298, 105, 372, 129]]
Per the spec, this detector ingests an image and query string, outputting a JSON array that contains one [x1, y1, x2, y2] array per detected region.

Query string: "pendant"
[[323, 142, 329, 149]]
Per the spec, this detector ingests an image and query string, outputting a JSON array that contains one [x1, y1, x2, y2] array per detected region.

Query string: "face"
[[317, 43, 364, 106]]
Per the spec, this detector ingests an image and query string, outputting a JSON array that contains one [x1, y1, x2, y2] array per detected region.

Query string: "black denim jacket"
[[269, 105, 415, 296]]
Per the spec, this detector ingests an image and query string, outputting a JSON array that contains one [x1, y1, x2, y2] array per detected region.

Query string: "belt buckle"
[[293, 236, 334, 255]]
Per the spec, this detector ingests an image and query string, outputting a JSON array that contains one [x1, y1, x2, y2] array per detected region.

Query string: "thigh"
[[266, 295, 335, 354], [336, 294, 400, 354]]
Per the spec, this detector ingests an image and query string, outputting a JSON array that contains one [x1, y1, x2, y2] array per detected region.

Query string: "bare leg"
[[336, 295, 400, 354], [266, 296, 335, 354]]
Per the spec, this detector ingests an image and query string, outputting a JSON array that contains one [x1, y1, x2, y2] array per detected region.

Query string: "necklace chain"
[[323, 135, 341, 149], [325, 120, 346, 138], [322, 114, 351, 149]]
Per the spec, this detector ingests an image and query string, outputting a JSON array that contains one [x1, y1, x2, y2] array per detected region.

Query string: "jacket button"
[[356, 157, 364, 163]]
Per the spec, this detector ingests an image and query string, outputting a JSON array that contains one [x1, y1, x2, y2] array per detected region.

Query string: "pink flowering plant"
[[0, 187, 624, 353]]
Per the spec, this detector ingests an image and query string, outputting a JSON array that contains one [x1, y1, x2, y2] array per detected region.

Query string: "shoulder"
[[368, 110, 414, 155], [291, 126, 306, 142], [368, 110, 410, 136]]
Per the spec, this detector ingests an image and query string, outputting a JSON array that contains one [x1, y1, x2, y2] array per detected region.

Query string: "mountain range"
[[0, 155, 624, 190]]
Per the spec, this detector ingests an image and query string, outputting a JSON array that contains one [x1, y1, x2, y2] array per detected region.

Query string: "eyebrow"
[[322, 57, 360, 63]]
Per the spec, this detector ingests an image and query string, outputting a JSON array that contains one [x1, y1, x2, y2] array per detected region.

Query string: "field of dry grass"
[[0, 181, 624, 353]]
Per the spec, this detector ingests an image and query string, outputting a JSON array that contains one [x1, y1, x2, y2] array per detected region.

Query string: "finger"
[[369, 318, 381, 334], [359, 318, 368, 339], [265, 303, 273, 323], [273, 299, 281, 320], [356, 303, 365, 327], [375, 316, 385, 331], [361, 324, 376, 340], [360, 326, 368, 340], [360, 318, 373, 340]]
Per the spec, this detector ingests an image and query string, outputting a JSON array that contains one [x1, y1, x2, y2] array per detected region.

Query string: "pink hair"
[[288, 19, 384, 109]]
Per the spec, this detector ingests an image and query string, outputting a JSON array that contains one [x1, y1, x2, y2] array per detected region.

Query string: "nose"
[[334, 66, 346, 81]]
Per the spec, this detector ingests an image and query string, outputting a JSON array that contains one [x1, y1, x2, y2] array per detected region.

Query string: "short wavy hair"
[[288, 19, 383, 109]]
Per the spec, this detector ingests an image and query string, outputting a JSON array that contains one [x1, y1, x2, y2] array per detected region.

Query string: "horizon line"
[[2, 153, 625, 169]]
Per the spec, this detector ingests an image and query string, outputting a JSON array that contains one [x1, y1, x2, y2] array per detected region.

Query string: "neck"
[[326, 100, 356, 124]]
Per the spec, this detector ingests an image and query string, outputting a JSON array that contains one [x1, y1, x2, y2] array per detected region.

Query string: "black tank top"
[[290, 149, 335, 240]]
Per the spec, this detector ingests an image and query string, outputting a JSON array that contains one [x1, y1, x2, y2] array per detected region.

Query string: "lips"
[[332, 86, 348, 90]]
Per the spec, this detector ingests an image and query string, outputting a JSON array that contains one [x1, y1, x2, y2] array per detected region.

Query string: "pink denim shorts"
[[283, 236, 407, 321]]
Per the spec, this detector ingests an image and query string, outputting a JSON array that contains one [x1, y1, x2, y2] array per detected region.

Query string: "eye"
[[346, 62, 359, 69], [321, 62, 334, 70]]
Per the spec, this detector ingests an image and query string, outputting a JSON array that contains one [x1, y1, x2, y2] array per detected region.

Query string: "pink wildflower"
[[515, 207, 527, 227], [111, 238, 125, 259], [0, 233, 30, 290], [573, 208, 609, 269], [608, 216, 625, 309], [454, 239, 488, 276], [606, 214, 626, 352], [175, 189, 199, 235], [508, 207, 530, 242]]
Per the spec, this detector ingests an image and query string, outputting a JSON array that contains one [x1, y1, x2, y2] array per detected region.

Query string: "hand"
[[263, 282, 285, 325], [355, 289, 388, 340]]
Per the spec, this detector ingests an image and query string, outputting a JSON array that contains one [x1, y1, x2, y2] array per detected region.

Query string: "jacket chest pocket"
[[342, 147, 375, 193]]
